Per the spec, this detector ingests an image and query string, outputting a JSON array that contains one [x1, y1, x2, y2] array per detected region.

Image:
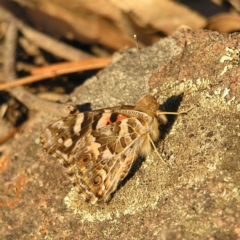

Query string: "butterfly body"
[[41, 94, 167, 204]]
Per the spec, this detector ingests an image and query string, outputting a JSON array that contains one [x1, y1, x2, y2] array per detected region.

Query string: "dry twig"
[[3, 22, 76, 117], [0, 4, 93, 61], [0, 58, 111, 91]]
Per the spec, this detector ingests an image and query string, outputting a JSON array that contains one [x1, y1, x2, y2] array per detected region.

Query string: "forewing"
[[41, 111, 104, 164]]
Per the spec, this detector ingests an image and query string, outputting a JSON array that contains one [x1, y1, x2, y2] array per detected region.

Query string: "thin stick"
[[0, 58, 111, 91], [3, 22, 75, 117], [0, 6, 92, 61], [133, 35, 144, 74], [134, 34, 149, 91]]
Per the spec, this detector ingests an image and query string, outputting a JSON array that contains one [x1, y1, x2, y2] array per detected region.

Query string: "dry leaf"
[[229, 0, 240, 11], [207, 13, 240, 32], [110, 0, 206, 35]]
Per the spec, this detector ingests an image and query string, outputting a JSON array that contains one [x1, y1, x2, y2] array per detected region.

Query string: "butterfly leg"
[[178, 106, 196, 115], [148, 135, 167, 165]]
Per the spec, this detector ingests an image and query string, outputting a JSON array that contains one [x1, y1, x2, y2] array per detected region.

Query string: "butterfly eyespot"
[[93, 175, 102, 185], [82, 155, 90, 162]]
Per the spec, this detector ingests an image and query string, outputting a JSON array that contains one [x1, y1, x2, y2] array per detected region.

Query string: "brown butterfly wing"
[[41, 109, 150, 204], [68, 117, 150, 204]]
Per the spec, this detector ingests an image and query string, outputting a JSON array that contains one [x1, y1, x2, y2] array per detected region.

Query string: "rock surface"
[[1, 28, 240, 239]]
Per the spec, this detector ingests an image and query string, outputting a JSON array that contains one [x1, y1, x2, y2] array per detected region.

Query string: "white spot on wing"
[[96, 113, 111, 129], [102, 148, 113, 160], [64, 138, 73, 147], [73, 114, 84, 133]]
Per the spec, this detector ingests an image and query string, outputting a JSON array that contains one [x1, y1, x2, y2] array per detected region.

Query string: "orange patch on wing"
[[106, 115, 127, 124], [115, 115, 127, 122]]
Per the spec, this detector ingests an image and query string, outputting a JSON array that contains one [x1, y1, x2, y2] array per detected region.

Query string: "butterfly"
[[41, 94, 191, 205]]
